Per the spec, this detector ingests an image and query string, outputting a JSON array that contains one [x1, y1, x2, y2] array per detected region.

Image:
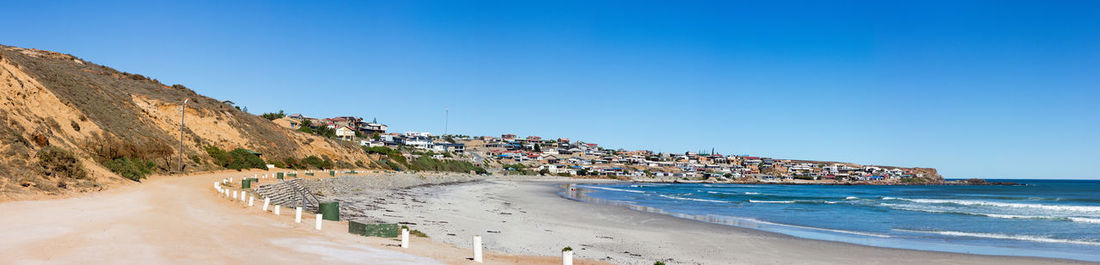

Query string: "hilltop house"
[[334, 126, 357, 140], [401, 132, 433, 150]]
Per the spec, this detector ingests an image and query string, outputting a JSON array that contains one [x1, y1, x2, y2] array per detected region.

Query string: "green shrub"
[[205, 145, 229, 166], [363, 146, 399, 155], [104, 157, 156, 181], [206, 146, 266, 170], [654, 261, 666, 265], [260, 110, 286, 120], [382, 159, 402, 171], [302, 155, 332, 169], [282, 157, 302, 169], [225, 148, 266, 170], [407, 156, 487, 174], [36, 146, 87, 179]]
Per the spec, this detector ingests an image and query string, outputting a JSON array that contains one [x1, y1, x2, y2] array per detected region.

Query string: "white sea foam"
[[881, 204, 1100, 224], [1069, 217, 1100, 224], [705, 191, 757, 196], [659, 194, 728, 203], [845, 196, 858, 200], [749, 200, 795, 204], [895, 229, 1100, 246], [886, 197, 1100, 213], [577, 185, 645, 194], [750, 219, 891, 238]]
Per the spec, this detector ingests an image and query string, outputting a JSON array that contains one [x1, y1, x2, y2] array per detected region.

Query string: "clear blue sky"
[[2, 1, 1097, 179]]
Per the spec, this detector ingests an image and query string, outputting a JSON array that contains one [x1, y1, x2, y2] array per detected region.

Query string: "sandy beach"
[[335, 175, 1096, 265], [0, 171, 608, 265], [1, 170, 1093, 265]]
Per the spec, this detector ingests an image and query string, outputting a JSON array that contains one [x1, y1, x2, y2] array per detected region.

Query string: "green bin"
[[319, 202, 340, 221], [277, 172, 284, 179], [329, 170, 335, 177], [241, 179, 251, 189], [348, 221, 399, 237]]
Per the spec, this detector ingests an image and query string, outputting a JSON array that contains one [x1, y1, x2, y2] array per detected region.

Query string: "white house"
[[401, 132, 433, 150], [335, 126, 356, 141]]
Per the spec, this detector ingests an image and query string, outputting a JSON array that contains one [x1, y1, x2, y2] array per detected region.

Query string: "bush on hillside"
[[363, 146, 399, 155], [225, 148, 267, 170], [302, 155, 332, 169], [384, 160, 402, 171], [260, 110, 286, 120], [36, 146, 87, 179], [205, 145, 229, 166], [205, 146, 267, 170], [407, 156, 487, 174], [104, 157, 156, 181]]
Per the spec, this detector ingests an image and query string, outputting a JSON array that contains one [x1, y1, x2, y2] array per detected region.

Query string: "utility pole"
[[179, 98, 189, 172], [444, 107, 449, 136]]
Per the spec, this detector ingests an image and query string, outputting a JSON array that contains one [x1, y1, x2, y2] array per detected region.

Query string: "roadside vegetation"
[[205, 146, 267, 171], [86, 132, 173, 182]]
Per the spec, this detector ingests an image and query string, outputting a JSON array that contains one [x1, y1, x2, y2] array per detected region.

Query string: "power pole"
[[179, 98, 189, 172], [444, 107, 449, 136]]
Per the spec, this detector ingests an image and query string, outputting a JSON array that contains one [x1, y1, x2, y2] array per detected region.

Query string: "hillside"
[[0, 44, 377, 200]]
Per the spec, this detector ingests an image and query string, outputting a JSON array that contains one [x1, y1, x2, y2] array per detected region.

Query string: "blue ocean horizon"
[[566, 180, 1100, 262]]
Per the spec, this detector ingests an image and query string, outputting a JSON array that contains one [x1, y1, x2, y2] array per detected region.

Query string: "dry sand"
[[0, 170, 607, 265], [349, 177, 1097, 265]]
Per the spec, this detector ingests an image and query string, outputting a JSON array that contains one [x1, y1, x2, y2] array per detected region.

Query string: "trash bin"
[[319, 202, 340, 221], [330, 170, 335, 177], [241, 179, 251, 189]]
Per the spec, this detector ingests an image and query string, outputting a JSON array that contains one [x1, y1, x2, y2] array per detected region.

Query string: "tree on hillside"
[[261, 110, 286, 120], [298, 119, 314, 133]]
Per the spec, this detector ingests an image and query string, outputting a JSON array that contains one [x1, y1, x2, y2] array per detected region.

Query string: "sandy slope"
[[0, 170, 605, 265]]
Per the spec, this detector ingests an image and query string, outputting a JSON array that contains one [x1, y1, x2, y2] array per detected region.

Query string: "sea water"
[[567, 180, 1100, 261]]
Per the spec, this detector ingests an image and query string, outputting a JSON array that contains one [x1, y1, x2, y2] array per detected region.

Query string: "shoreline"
[[334, 175, 1094, 265]]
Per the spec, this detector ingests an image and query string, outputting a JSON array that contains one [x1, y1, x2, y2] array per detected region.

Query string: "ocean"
[[566, 180, 1100, 262]]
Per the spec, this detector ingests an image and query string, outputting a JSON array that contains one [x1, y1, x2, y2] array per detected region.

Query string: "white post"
[[224, 189, 229, 197], [274, 205, 281, 215], [248, 196, 255, 207], [315, 213, 323, 230], [230, 177, 233, 182], [295, 207, 303, 223], [232, 190, 238, 200], [263, 198, 271, 211], [401, 228, 409, 248], [562, 249, 574, 265], [473, 235, 483, 263]]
